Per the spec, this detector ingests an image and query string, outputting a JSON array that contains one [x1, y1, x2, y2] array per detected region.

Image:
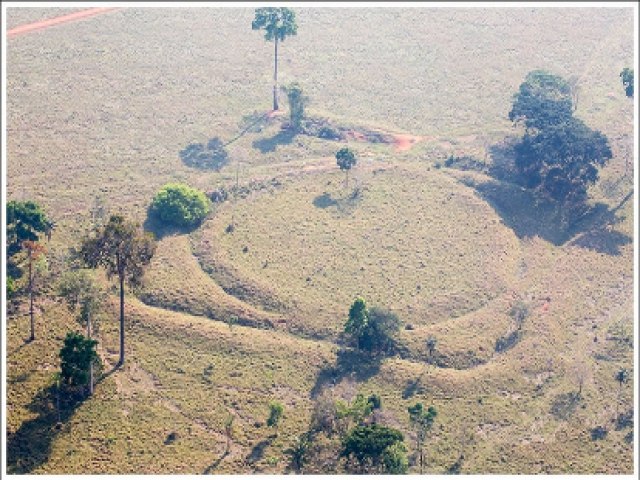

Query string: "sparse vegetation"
[[22, 240, 47, 342], [283, 82, 308, 132], [267, 400, 285, 436], [4, 6, 634, 476], [619, 67, 633, 97], [408, 402, 437, 474]]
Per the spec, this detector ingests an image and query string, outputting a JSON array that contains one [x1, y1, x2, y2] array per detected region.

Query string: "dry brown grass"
[[5, 6, 634, 475]]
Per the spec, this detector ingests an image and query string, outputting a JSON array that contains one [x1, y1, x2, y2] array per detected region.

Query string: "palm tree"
[[252, 7, 298, 111]]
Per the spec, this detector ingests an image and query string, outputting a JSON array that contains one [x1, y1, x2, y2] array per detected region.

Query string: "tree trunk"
[[88, 311, 94, 396], [28, 257, 35, 342], [273, 37, 279, 111], [119, 274, 125, 367], [56, 377, 61, 423]]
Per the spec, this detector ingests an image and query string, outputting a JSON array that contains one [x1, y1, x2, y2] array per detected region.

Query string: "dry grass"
[[5, 6, 635, 475]]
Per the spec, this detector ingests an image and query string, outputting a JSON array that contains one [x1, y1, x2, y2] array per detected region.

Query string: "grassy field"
[[5, 5, 635, 475]]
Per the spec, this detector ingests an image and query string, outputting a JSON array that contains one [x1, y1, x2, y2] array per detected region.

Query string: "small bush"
[[7, 276, 16, 299], [151, 183, 210, 228], [318, 126, 341, 140]]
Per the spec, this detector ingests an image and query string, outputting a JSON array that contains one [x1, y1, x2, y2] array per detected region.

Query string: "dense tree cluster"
[[344, 297, 401, 354], [509, 70, 612, 207]]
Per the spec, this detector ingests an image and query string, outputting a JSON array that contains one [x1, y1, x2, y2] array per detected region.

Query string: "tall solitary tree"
[[80, 215, 156, 367], [252, 7, 298, 111], [336, 147, 357, 189]]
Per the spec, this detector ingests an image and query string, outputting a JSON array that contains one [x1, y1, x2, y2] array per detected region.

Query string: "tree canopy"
[[81, 214, 156, 365], [513, 116, 612, 203], [344, 298, 401, 354], [151, 183, 211, 228], [59, 331, 99, 388], [510, 70, 612, 206], [252, 7, 298, 43], [7, 200, 49, 257], [283, 82, 308, 132], [509, 70, 573, 131], [341, 424, 408, 474]]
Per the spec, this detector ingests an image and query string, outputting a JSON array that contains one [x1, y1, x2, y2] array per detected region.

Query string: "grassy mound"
[[195, 163, 521, 341]]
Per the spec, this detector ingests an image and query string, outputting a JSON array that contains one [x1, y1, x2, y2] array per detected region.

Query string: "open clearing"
[[5, 6, 635, 474]]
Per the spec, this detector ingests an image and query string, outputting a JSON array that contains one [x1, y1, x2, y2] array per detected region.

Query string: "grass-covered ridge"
[[5, 6, 634, 475]]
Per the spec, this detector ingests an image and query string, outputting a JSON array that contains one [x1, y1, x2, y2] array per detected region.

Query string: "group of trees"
[[299, 386, 440, 474], [509, 70, 612, 210], [7, 198, 157, 398], [6, 182, 215, 407], [344, 297, 402, 355]]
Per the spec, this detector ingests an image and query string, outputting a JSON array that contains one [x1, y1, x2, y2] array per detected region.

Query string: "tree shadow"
[[312, 192, 339, 209], [402, 376, 424, 400], [6, 384, 86, 474], [310, 348, 383, 399], [252, 128, 296, 154], [473, 179, 632, 254], [142, 205, 203, 241], [203, 450, 229, 474], [180, 138, 229, 171], [462, 139, 633, 255], [245, 436, 274, 465]]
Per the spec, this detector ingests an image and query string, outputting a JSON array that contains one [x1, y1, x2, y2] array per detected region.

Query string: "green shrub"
[[7, 276, 16, 299], [59, 331, 99, 387], [151, 183, 210, 228]]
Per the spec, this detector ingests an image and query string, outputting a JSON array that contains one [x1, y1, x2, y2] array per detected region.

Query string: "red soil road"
[[6, 7, 119, 38]]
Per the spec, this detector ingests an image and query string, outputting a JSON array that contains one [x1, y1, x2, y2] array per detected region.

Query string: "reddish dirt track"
[[6, 7, 119, 38], [392, 133, 422, 152]]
